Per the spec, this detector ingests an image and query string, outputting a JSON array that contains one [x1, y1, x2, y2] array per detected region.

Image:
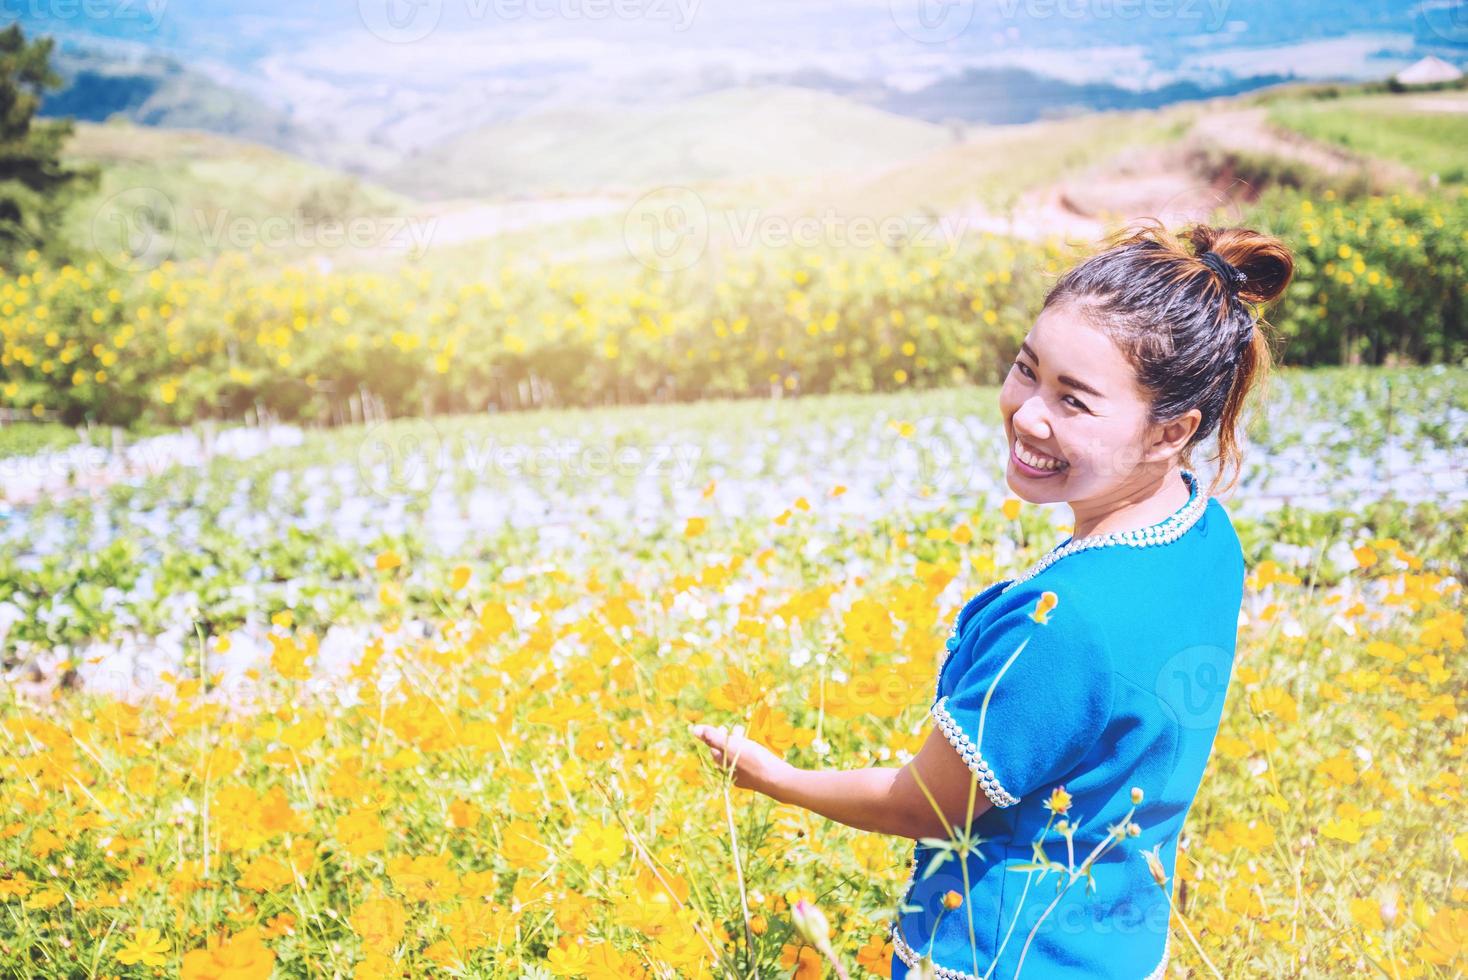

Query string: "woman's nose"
[[1011, 397, 1051, 439]]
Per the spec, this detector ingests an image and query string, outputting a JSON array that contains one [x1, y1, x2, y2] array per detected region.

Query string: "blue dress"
[[890, 469, 1244, 980]]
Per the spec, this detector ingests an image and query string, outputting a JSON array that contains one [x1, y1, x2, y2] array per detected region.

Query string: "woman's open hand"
[[691, 723, 792, 797]]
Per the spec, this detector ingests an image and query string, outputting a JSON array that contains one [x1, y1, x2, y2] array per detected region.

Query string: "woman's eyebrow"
[[1019, 342, 1106, 399]]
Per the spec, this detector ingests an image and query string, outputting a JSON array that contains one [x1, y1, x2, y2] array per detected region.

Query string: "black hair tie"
[[1199, 250, 1247, 296]]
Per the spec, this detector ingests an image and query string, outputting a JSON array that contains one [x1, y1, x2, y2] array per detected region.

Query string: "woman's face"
[[998, 301, 1185, 506]]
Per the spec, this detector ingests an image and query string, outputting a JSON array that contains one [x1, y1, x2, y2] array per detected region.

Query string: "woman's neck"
[[1066, 468, 1190, 541]]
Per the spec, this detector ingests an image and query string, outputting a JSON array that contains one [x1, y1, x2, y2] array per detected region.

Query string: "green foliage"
[[2, 175, 1465, 427], [1250, 188, 1468, 365], [0, 24, 101, 267], [1267, 99, 1468, 185]]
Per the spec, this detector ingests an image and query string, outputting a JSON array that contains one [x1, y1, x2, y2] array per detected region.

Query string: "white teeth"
[[1014, 437, 1067, 471]]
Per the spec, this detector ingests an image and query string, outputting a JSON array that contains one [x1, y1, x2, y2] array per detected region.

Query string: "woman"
[[693, 220, 1294, 979]]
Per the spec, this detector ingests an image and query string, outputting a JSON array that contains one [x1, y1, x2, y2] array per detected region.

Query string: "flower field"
[[0, 367, 1464, 977], [2, 187, 1465, 429]]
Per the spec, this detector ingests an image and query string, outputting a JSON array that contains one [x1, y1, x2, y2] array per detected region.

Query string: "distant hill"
[[775, 65, 1300, 125], [378, 85, 961, 200], [40, 49, 318, 162], [57, 120, 416, 266]]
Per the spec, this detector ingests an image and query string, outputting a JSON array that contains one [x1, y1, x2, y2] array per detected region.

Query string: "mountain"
[[378, 85, 960, 200], [40, 48, 318, 160], [769, 65, 1299, 125]]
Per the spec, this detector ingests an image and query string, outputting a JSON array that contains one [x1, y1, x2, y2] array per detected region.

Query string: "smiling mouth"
[[1012, 436, 1068, 472]]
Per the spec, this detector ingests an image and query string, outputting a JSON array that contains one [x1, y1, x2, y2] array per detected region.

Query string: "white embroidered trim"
[[999, 468, 1207, 596], [933, 469, 1208, 708], [931, 696, 1019, 808], [890, 917, 1171, 980]]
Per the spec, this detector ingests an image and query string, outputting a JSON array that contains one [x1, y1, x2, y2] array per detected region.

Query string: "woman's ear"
[[1142, 409, 1201, 463]]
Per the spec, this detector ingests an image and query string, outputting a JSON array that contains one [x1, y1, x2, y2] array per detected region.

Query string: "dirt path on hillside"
[[346, 97, 1440, 264], [938, 103, 1430, 247]]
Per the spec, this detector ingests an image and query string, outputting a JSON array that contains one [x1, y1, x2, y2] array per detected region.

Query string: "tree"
[[0, 23, 100, 268]]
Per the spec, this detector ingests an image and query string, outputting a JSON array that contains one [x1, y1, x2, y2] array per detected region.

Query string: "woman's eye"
[[1016, 362, 1087, 411]]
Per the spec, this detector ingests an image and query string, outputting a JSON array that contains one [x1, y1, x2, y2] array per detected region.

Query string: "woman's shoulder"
[[961, 567, 1112, 661]]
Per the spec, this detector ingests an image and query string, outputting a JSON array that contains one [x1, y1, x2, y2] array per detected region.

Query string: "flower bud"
[[1142, 844, 1167, 886], [1379, 885, 1399, 928], [942, 890, 963, 910], [1131, 787, 1144, 805], [791, 899, 831, 950]]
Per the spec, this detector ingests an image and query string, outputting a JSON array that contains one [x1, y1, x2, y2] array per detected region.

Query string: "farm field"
[[0, 366, 1463, 977]]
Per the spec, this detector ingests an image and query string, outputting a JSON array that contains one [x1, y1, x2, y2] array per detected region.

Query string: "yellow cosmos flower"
[[571, 823, 625, 868], [350, 896, 406, 953], [117, 927, 170, 967]]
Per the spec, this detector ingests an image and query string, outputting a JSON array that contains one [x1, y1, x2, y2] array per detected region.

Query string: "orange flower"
[[1029, 591, 1058, 624], [350, 896, 406, 954], [180, 927, 275, 980], [1418, 907, 1467, 965]]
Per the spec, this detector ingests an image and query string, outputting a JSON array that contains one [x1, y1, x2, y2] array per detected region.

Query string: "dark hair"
[[1041, 219, 1294, 498]]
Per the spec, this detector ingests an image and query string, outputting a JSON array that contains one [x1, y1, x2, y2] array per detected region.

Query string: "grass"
[[1266, 95, 1468, 185]]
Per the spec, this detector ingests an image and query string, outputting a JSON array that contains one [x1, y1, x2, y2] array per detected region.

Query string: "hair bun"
[[1186, 225, 1294, 306]]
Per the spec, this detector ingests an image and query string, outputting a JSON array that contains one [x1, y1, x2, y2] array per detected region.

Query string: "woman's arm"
[[691, 723, 993, 841]]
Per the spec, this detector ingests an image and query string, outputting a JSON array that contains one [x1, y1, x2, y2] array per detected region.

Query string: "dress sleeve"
[[931, 584, 1114, 809]]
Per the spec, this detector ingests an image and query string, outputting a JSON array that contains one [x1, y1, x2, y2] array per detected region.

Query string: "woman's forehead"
[[1026, 305, 1131, 385]]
